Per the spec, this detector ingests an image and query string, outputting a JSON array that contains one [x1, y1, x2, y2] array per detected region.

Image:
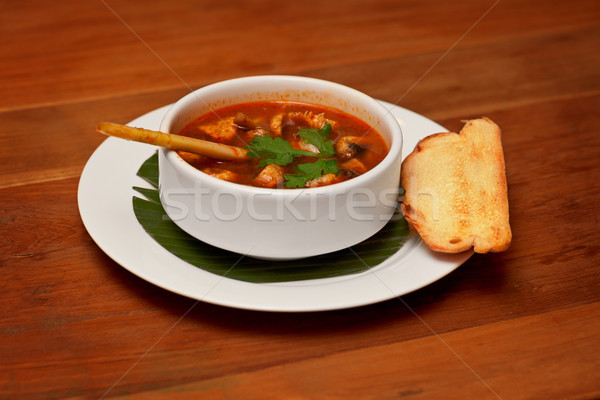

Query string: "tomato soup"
[[177, 101, 389, 188]]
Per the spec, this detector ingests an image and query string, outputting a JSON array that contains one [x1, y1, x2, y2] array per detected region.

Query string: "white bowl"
[[158, 75, 402, 260]]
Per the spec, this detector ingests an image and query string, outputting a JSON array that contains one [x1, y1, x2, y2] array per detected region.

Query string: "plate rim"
[[77, 101, 473, 312]]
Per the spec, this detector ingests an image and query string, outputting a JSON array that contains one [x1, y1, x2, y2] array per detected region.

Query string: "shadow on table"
[[101, 247, 509, 339]]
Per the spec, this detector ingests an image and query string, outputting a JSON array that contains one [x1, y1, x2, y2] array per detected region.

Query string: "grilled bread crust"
[[400, 118, 511, 253]]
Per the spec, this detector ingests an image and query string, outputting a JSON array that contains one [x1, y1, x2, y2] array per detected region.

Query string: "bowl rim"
[[160, 75, 403, 196]]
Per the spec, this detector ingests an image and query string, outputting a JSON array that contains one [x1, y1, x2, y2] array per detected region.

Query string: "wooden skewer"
[[97, 122, 249, 161]]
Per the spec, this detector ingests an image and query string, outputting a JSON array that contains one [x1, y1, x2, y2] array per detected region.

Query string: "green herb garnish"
[[244, 123, 340, 187], [297, 124, 335, 157], [245, 135, 315, 167], [284, 158, 340, 188]]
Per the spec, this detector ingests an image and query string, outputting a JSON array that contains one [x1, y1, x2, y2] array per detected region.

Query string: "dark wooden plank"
[[0, 88, 188, 189], [312, 24, 600, 120], [1, 0, 598, 111], [1, 25, 598, 189], [106, 303, 600, 399]]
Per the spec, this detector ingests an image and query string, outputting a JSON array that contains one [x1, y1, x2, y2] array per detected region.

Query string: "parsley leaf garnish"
[[245, 136, 315, 167], [284, 158, 340, 188], [244, 122, 340, 187], [297, 123, 335, 156]]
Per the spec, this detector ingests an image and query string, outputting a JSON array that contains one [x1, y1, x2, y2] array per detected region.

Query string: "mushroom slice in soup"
[[233, 112, 260, 130], [335, 136, 365, 158]]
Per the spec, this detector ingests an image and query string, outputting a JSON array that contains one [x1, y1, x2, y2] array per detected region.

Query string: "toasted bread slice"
[[401, 117, 511, 253]]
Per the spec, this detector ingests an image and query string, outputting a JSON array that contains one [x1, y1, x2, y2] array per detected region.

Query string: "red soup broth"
[[176, 101, 389, 188]]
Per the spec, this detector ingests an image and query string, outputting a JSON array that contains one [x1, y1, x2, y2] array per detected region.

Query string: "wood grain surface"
[[1, 0, 599, 398]]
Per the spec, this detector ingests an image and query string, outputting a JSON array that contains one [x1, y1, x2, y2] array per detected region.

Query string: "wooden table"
[[2, 0, 599, 398]]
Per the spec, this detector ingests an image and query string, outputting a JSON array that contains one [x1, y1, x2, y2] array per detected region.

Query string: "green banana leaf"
[[132, 152, 410, 283]]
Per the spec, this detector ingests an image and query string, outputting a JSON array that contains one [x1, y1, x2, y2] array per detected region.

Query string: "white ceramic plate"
[[78, 101, 472, 312]]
